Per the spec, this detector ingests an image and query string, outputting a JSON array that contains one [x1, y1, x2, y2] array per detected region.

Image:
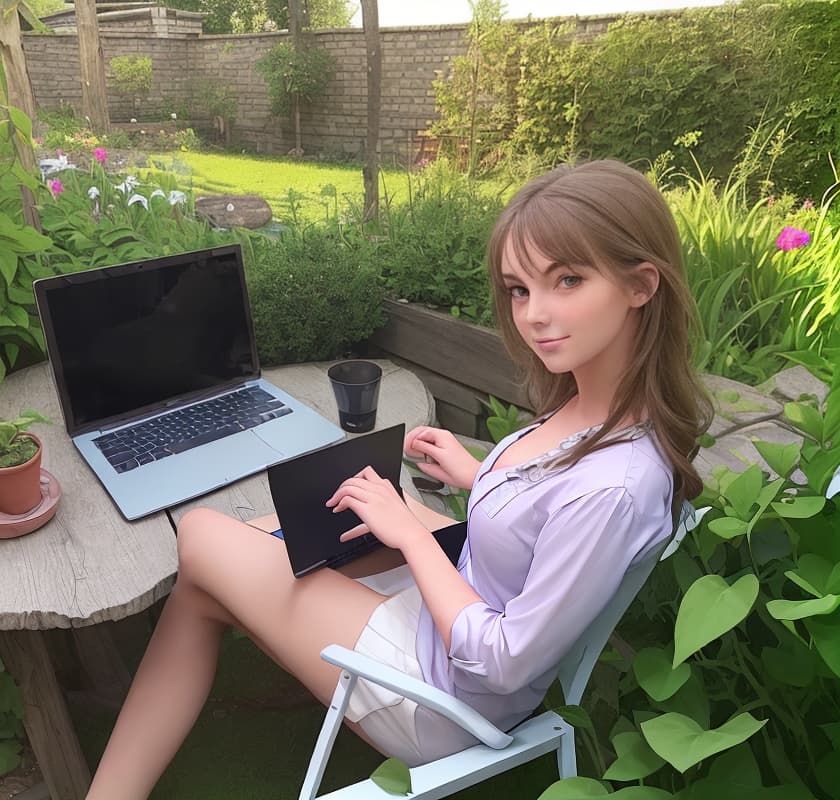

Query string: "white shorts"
[[346, 584, 427, 766]]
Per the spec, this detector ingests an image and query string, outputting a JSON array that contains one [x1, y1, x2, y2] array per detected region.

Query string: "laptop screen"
[[35, 245, 260, 435]]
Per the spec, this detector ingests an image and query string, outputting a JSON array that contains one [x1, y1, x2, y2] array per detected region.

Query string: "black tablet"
[[267, 424, 405, 577]]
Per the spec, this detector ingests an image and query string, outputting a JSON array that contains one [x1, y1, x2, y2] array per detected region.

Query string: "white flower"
[[226, 202, 235, 212], [130, 118, 138, 123], [127, 193, 149, 210], [114, 175, 140, 194], [87, 186, 100, 199], [150, 189, 166, 199], [170, 112, 177, 120], [168, 190, 186, 206], [38, 154, 75, 178]]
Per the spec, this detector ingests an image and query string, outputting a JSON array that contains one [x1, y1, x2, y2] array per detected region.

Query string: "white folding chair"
[[298, 502, 699, 800]]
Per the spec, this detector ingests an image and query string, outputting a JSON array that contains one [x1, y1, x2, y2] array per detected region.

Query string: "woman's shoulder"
[[557, 430, 673, 508]]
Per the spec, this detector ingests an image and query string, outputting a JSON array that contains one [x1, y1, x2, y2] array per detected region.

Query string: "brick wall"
[[22, 15, 619, 159]]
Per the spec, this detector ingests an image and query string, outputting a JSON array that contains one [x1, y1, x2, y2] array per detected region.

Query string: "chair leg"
[[556, 729, 577, 779], [298, 672, 358, 800]]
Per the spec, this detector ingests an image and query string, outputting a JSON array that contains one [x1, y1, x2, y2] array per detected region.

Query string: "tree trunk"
[[75, 0, 110, 133], [293, 92, 302, 156], [0, 3, 37, 120], [361, 0, 381, 222]]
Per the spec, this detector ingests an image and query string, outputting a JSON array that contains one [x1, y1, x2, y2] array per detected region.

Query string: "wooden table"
[[0, 359, 433, 800]]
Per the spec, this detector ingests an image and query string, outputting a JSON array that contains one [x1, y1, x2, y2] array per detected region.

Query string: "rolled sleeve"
[[447, 487, 637, 694]]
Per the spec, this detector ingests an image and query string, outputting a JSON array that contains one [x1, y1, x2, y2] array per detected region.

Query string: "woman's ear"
[[629, 262, 660, 308]]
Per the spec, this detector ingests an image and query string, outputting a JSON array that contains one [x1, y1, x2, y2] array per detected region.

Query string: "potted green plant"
[[0, 409, 51, 515]]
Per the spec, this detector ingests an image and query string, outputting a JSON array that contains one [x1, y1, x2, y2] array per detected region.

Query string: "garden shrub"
[[245, 229, 385, 365], [542, 368, 840, 800], [373, 162, 503, 325], [505, 0, 840, 198]]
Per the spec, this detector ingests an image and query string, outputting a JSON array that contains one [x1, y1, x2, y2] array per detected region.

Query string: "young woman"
[[86, 160, 711, 798]]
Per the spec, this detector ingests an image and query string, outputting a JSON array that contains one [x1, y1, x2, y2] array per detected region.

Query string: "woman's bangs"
[[519, 198, 604, 273]]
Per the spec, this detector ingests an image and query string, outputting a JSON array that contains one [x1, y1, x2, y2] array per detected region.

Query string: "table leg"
[[0, 629, 91, 800]]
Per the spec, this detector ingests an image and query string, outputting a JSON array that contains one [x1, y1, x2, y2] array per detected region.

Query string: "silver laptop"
[[34, 244, 344, 520]]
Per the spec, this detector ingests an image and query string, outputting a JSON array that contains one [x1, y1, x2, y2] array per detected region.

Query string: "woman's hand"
[[404, 426, 482, 490], [325, 466, 429, 550]]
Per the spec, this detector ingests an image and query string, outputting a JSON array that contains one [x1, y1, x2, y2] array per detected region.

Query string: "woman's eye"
[[509, 285, 528, 298], [558, 275, 581, 289]]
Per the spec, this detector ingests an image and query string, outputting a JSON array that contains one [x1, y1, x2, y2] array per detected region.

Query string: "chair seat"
[[317, 712, 569, 800]]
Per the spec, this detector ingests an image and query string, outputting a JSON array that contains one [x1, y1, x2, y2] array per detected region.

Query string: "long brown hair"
[[487, 160, 712, 502]]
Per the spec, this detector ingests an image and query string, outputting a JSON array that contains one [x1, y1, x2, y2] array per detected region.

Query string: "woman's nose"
[[525, 291, 550, 324]]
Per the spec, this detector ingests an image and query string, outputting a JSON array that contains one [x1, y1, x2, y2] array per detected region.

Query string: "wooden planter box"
[[367, 300, 532, 436]]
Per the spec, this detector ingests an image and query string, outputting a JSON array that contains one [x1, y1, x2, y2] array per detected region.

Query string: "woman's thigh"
[[176, 507, 389, 706]]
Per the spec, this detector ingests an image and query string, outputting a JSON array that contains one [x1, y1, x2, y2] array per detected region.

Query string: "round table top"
[[0, 360, 433, 630]]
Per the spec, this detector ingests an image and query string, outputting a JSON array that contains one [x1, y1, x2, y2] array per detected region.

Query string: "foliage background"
[[434, 0, 840, 199]]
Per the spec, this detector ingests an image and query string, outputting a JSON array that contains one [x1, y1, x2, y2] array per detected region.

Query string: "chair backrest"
[[555, 501, 693, 706]]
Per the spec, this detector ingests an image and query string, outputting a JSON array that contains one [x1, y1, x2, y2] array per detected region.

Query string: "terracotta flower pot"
[[0, 433, 43, 516]]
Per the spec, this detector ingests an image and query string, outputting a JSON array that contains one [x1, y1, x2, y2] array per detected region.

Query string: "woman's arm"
[[327, 468, 482, 649]]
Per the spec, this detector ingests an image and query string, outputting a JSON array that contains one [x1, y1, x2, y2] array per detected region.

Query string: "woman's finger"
[[339, 522, 370, 542]]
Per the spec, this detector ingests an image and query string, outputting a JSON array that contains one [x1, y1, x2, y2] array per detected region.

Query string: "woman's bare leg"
[[87, 508, 390, 800]]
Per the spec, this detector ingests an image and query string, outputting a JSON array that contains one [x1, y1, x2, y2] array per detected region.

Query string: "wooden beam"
[[0, 2, 37, 119], [361, 0, 381, 221], [0, 630, 91, 800], [74, 0, 110, 133]]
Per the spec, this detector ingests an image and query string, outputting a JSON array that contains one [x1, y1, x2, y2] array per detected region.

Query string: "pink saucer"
[[0, 469, 62, 539]]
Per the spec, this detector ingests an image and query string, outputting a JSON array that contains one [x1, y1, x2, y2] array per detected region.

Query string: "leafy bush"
[[108, 55, 153, 98], [371, 161, 504, 325], [245, 229, 385, 364], [507, 0, 840, 198], [256, 42, 335, 118], [659, 157, 840, 385], [540, 369, 840, 800]]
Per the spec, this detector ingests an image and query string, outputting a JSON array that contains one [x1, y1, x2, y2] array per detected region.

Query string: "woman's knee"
[[176, 507, 230, 579]]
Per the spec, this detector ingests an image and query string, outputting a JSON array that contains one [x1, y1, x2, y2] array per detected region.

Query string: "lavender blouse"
[[412, 418, 674, 753]]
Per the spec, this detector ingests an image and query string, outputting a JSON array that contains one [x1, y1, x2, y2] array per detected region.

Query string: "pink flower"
[[93, 147, 108, 164], [56, 148, 63, 157], [801, 199, 815, 211], [47, 178, 64, 198], [776, 226, 811, 251]]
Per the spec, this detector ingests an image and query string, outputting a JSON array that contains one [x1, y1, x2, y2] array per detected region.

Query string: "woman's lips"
[[534, 336, 570, 350]]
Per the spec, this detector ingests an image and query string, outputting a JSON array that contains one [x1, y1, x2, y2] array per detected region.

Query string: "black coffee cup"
[[328, 360, 382, 433]]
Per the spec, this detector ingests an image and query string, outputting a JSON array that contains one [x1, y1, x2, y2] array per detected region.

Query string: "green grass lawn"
[[149, 151, 416, 224]]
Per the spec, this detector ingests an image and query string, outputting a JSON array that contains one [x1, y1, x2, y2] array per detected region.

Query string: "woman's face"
[[501, 237, 654, 379]]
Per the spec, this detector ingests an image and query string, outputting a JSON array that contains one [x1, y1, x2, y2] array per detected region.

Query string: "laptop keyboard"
[[93, 386, 293, 473]]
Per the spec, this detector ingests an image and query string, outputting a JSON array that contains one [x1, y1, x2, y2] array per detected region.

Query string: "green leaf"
[[673, 574, 759, 666], [0, 739, 21, 775], [370, 758, 412, 795], [771, 496, 826, 519], [767, 595, 840, 621], [815, 749, 840, 799], [786, 554, 836, 597], [752, 441, 800, 479], [784, 402, 823, 442], [0, 248, 16, 286], [760, 644, 816, 687], [537, 777, 610, 799], [641, 712, 767, 773], [611, 790, 672, 800], [603, 731, 666, 781], [801, 447, 840, 495], [805, 614, 840, 677], [722, 465, 763, 518], [633, 648, 691, 701], [555, 704, 594, 731], [708, 517, 748, 539], [7, 105, 32, 139], [654, 673, 710, 729]]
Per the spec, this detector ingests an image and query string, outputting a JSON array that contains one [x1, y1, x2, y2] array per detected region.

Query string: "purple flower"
[[93, 147, 108, 164], [776, 226, 811, 251], [47, 178, 64, 198]]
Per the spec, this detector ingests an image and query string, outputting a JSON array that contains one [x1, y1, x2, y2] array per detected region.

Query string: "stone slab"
[[756, 365, 830, 406], [694, 420, 805, 484], [701, 374, 783, 436]]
